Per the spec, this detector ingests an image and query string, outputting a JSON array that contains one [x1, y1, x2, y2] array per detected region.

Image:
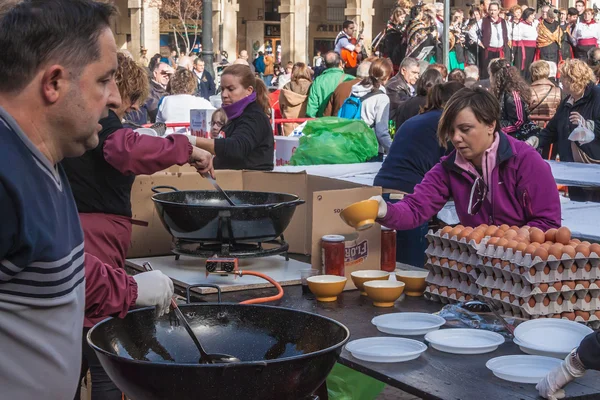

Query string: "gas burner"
[[172, 235, 289, 260]]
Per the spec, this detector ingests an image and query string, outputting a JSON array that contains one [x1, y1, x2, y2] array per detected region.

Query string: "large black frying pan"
[[87, 303, 349, 400], [151, 186, 305, 242]]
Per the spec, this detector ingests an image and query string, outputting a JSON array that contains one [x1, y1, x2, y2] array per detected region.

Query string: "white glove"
[[537, 349, 586, 399], [133, 270, 174, 317], [369, 195, 388, 219], [526, 136, 539, 148]]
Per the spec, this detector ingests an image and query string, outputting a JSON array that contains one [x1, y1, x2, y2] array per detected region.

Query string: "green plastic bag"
[[289, 117, 378, 165], [326, 363, 386, 400]]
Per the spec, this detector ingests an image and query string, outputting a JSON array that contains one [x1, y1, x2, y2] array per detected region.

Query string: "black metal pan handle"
[[186, 284, 222, 303], [151, 185, 179, 194], [266, 199, 305, 211]]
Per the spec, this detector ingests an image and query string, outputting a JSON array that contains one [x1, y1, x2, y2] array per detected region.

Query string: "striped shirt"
[[0, 106, 85, 399]]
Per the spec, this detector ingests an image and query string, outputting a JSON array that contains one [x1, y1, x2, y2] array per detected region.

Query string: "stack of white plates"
[[345, 337, 427, 363], [513, 319, 593, 359], [424, 328, 505, 354], [371, 313, 446, 336], [486, 355, 562, 383]]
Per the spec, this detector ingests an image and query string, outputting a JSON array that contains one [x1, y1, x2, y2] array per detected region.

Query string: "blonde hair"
[[169, 69, 197, 95], [530, 60, 550, 82], [560, 59, 595, 95], [510, 5, 521, 14], [211, 108, 227, 125], [115, 52, 149, 106], [291, 62, 312, 83]]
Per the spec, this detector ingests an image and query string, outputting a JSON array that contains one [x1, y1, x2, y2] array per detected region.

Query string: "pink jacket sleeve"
[[103, 128, 192, 175], [379, 163, 452, 230], [84, 252, 138, 320]]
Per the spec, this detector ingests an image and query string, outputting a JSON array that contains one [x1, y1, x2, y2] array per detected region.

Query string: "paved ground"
[[376, 386, 422, 400]]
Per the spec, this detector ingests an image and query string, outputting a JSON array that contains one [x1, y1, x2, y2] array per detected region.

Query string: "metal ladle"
[[142, 263, 240, 364], [201, 173, 236, 206]]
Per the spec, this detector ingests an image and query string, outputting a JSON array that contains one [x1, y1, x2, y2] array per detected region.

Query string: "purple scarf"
[[222, 92, 257, 120]]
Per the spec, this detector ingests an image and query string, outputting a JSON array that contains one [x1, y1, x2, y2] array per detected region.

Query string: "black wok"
[[151, 186, 304, 242], [88, 304, 350, 400]]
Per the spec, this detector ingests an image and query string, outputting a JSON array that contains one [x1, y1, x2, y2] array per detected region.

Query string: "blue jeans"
[[263, 74, 273, 86], [382, 193, 429, 269]]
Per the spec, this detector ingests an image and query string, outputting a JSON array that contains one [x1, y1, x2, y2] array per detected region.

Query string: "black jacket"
[[385, 73, 413, 111], [214, 101, 274, 170], [195, 71, 216, 100], [538, 83, 600, 162], [393, 95, 427, 129]]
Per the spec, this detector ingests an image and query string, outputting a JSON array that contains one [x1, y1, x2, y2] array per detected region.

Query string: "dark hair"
[[522, 7, 535, 21], [448, 68, 467, 85], [361, 58, 393, 91], [421, 81, 464, 114], [324, 51, 341, 69], [488, 58, 532, 104], [568, 7, 578, 15], [410, 4, 423, 20], [415, 69, 443, 96], [343, 20, 355, 29], [221, 64, 271, 115], [148, 53, 162, 73], [438, 87, 502, 147], [589, 48, 600, 66], [576, 0, 585, 5], [0, 0, 117, 93], [427, 63, 448, 80]]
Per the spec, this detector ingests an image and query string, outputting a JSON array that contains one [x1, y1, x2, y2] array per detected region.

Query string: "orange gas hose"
[[238, 270, 284, 304]]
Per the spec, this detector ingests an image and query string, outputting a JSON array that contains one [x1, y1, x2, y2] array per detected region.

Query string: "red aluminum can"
[[381, 227, 397, 272], [321, 235, 346, 277]]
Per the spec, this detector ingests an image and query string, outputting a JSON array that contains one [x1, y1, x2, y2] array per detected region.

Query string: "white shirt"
[[156, 94, 215, 132], [573, 21, 600, 45], [472, 18, 506, 48], [513, 21, 538, 42]]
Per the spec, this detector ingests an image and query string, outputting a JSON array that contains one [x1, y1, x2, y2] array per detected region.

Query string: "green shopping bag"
[[326, 363, 386, 400], [289, 117, 378, 165]]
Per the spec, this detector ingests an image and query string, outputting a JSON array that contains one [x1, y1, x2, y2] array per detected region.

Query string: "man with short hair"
[[0, 1, 170, 398], [464, 64, 480, 81], [335, 20, 363, 76], [324, 60, 372, 116], [193, 58, 216, 100], [386, 57, 420, 110], [306, 51, 355, 117], [239, 49, 256, 74], [177, 55, 194, 71], [470, 2, 509, 79], [576, 0, 585, 21]]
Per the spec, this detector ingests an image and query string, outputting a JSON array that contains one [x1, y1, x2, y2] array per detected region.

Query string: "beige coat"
[[278, 79, 312, 135], [530, 79, 562, 122]]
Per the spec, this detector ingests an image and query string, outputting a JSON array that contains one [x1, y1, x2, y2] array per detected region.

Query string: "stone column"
[[344, 0, 375, 56], [221, 0, 239, 61], [212, 0, 222, 59], [279, 0, 310, 63], [129, 0, 161, 60]]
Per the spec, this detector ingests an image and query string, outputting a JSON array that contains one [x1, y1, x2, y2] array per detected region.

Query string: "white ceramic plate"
[[345, 337, 427, 363], [371, 313, 446, 336], [514, 319, 593, 355], [486, 355, 562, 384], [513, 337, 567, 359], [424, 328, 505, 354]]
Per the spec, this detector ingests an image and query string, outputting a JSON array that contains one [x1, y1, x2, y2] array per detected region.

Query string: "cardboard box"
[[128, 170, 382, 279], [190, 109, 214, 138], [274, 136, 299, 166]]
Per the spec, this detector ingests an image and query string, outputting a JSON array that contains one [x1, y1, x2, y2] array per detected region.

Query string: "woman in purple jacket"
[[371, 87, 561, 231]]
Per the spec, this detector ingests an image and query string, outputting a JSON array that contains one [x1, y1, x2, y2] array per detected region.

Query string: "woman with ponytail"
[[192, 64, 274, 170], [349, 58, 394, 159]]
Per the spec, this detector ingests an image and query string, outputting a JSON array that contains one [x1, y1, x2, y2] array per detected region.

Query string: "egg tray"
[[426, 243, 481, 265], [425, 259, 478, 284], [426, 229, 486, 255], [426, 272, 479, 295], [424, 286, 475, 304]]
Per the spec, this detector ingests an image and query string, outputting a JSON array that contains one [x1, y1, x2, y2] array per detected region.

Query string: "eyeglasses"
[[211, 121, 225, 128], [468, 176, 488, 216]]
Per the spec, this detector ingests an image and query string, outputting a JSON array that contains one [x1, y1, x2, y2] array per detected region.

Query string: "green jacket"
[[306, 68, 355, 117]]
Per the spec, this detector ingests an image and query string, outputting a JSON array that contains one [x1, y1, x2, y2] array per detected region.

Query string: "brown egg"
[[493, 229, 505, 238], [563, 245, 576, 259], [510, 263, 517, 271], [487, 237, 499, 247], [562, 312, 576, 320], [524, 244, 537, 255], [564, 281, 576, 290], [549, 243, 564, 259], [571, 263, 578, 273], [529, 228, 545, 244], [557, 264, 565, 274], [447, 288, 457, 297], [485, 226, 499, 237], [552, 314, 562, 318], [509, 294, 516, 303], [466, 265, 473, 273], [499, 224, 510, 231], [590, 243, 600, 256], [503, 230, 518, 241], [440, 258, 448, 265], [541, 243, 552, 250], [570, 238, 581, 245], [506, 240, 519, 251], [576, 280, 591, 288], [595, 310, 600, 319], [528, 297, 536, 307], [529, 267, 537, 276], [441, 226, 453, 236], [545, 228, 558, 242], [596, 280, 600, 287], [556, 296, 564, 305], [533, 247, 549, 261], [482, 288, 489, 295], [519, 298, 525, 305], [553, 281, 563, 291], [585, 293, 592, 302], [575, 311, 590, 320], [496, 238, 509, 249], [585, 262, 592, 272], [515, 235, 530, 244], [457, 262, 464, 270], [538, 283, 549, 292], [491, 289, 501, 297], [544, 265, 551, 274], [518, 228, 531, 237], [467, 230, 484, 244], [501, 291, 510, 300], [431, 256, 438, 264], [459, 227, 474, 240], [439, 286, 448, 294], [570, 296, 577, 304], [575, 244, 591, 257], [448, 260, 457, 268], [556, 226, 572, 245], [492, 258, 501, 266], [582, 241, 592, 246], [449, 226, 463, 238], [519, 266, 526, 274], [477, 224, 489, 231], [465, 294, 473, 301], [501, 260, 511, 269], [543, 297, 551, 306], [522, 226, 532, 231]]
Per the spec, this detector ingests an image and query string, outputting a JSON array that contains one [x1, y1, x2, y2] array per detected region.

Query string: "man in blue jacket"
[[193, 58, 216, 100]]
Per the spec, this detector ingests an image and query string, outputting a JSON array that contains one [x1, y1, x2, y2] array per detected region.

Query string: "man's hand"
[[189, 146, 215, 178]]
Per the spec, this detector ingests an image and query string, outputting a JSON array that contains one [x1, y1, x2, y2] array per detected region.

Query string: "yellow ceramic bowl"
[[395, 270, 429, 297], [350, 270, 390, 296], [364, 280, 405, 307], [307, 275, 347, 302], [339, 199, 379, 231]]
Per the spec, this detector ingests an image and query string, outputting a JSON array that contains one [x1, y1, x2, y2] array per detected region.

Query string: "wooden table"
[[193, 285, 600, 400]]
